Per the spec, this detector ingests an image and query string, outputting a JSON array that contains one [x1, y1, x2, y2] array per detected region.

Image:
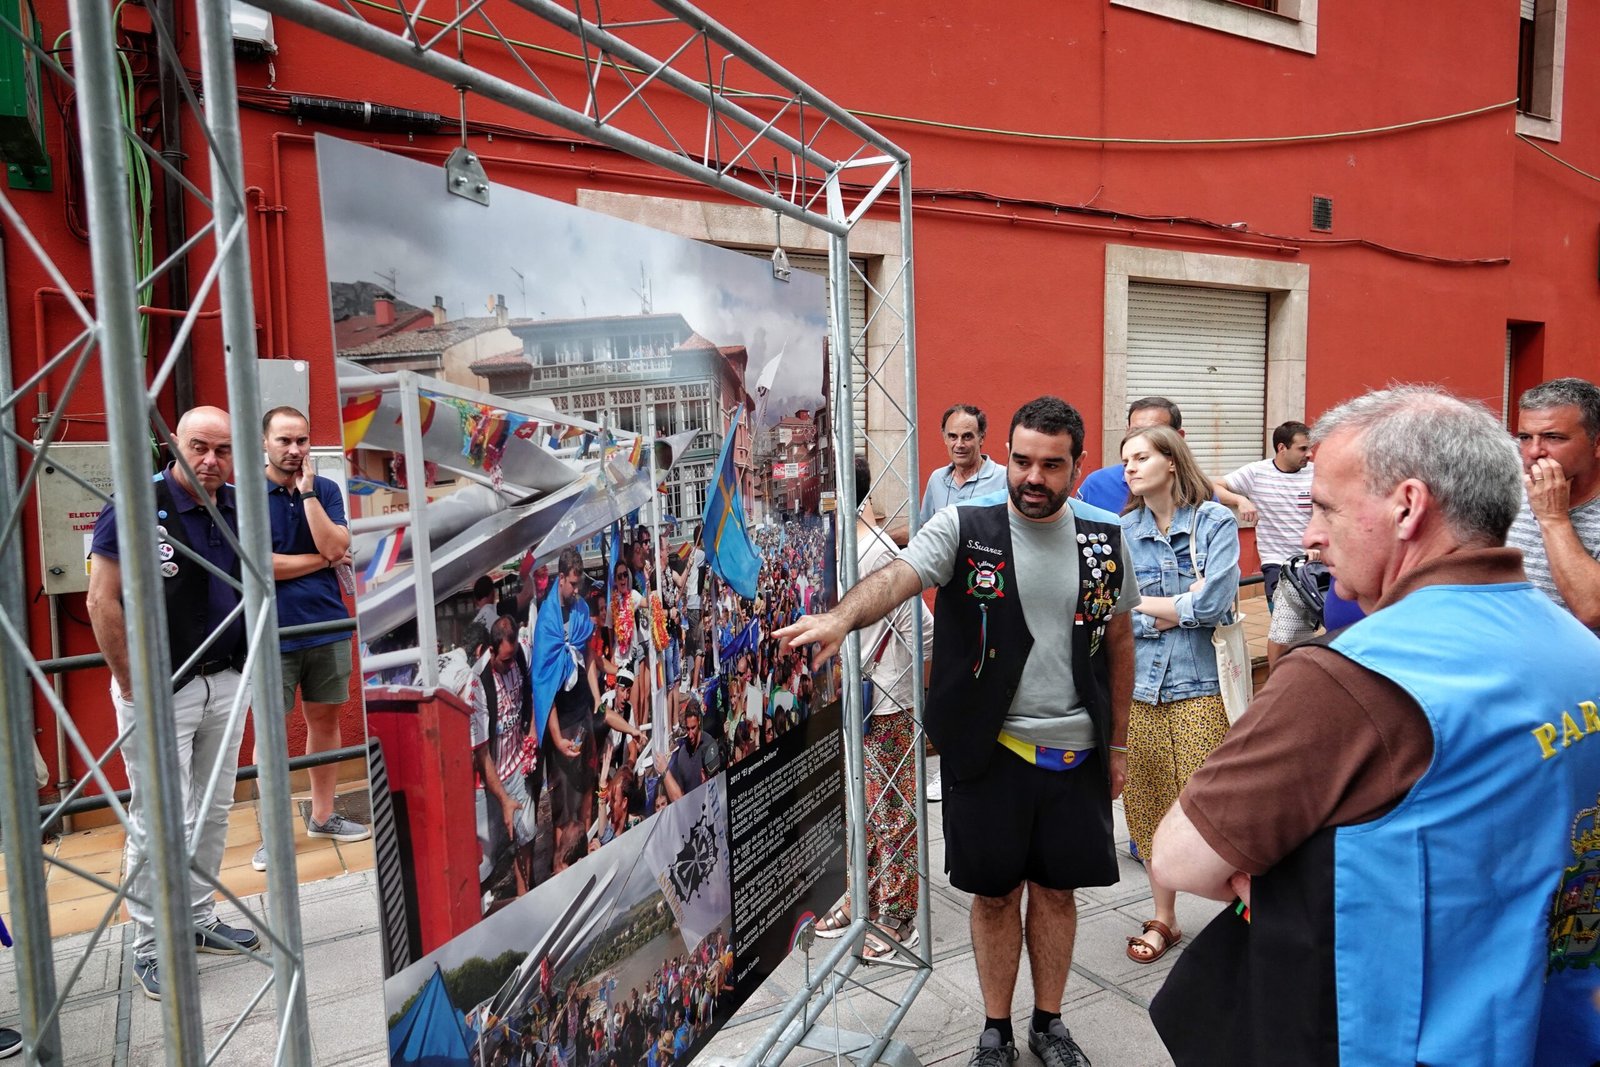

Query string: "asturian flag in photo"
[[701, 427, 761, 600]]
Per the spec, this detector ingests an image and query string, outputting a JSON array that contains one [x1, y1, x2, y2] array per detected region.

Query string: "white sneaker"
[[926, 769, 942, 803]]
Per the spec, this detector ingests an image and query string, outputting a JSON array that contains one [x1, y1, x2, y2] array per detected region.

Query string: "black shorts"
[[943, 746, 1117, 897], [548, 688, 595, 826]]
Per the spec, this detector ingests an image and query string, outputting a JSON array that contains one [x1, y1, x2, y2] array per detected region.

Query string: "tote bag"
[[1191, 511, 1252, 724]]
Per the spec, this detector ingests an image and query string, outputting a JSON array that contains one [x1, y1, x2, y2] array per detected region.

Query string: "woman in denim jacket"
[[1117, 424, 1241, 964]]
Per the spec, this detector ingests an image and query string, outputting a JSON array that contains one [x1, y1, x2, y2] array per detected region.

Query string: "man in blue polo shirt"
[[919, 403, 1008, 523], [88, 405, 260, 999], [1075, 396, 1250, 515], [255, 406, 365, 872]]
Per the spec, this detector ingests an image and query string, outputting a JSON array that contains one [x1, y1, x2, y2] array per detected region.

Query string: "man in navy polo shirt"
[[255, 406, 365, 873], [88, 405, 260, 1000]]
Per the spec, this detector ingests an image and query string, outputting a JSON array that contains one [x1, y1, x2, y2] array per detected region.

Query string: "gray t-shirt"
[[901, 499, 1139, 749], [1505, 493, 1600, 634]]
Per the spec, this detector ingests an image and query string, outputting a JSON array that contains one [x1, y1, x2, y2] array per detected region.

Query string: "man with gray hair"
[[1147, 386, 1600, 1066], [1505, 376, 1600, 633]]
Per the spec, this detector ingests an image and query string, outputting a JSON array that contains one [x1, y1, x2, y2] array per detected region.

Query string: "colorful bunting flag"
[[362, 528, 405, 585], [340, 392, 380, 448]]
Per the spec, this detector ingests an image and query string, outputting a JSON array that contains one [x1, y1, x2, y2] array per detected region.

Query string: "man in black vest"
[[778, 397, 1137, 1067], [88, 406, 260, 1001]]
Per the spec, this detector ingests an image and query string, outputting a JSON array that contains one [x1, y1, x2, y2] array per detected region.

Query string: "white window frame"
[[1110, 0, 1317, 54], [1516, 0, 1567, 142], [1103, 244, 1309, 469]]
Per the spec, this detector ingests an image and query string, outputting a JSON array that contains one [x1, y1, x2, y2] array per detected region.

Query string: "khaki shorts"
[[280, 639, 352, 710]]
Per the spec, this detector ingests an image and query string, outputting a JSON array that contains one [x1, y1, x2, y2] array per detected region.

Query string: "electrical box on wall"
[[0, 0, 51, 191], [34, 442, 116, 596], [229, 0, 276, 57]]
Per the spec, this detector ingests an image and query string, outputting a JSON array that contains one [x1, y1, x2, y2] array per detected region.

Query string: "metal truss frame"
[[0, 1, 920, 1064]]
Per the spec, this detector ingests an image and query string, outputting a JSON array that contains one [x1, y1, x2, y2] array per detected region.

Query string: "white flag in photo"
[[645, 775, 732, 953]]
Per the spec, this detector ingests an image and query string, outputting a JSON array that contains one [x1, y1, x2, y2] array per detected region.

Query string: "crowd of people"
[[699, 515, 835, 767], [778, 377, 1600, 1067], [419, 482, 840, 913], [470, 929, 736, 1067], [82, 368, 1600, 1065]]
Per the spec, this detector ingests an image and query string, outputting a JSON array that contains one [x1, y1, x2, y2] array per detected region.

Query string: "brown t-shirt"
[[1180, 548, 1527, 875]]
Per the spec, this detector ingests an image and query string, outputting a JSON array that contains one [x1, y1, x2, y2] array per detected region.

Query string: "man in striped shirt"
[[1506, 377, 1600, 633], [1220, 421, 1314, 666]]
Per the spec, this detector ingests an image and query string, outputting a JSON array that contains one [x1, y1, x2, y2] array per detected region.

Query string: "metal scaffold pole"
[[0, 244, 64, 1063], [0, 0, 920, 1059], [68, 0, 208, 1055], [193, 0, 314, 1058], [900, 161, 929, 972]]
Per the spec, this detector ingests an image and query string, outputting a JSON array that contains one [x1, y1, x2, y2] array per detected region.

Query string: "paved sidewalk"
[[30, 751, 1205, 1066], [699, 766, 1189, 1067], [4, 871, 389, 1066]]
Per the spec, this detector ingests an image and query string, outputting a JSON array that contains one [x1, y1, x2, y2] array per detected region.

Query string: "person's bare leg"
[[513, 844, 532, 896], [1128, 879, 1181, 961], [1267, 640, 1287, 671], [553, 823, 574, 874], [970, 885, 1025, 1018], [302, 702, 343, 824], [1023, 883, 1077, 1014]]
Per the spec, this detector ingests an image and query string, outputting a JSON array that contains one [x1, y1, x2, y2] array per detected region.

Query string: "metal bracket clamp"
[[771, 211, 791, 281], [444, 145, 489, 205]]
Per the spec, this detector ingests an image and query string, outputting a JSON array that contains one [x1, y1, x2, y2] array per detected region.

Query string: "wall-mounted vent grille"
[[1311, 195, 1333, 232]]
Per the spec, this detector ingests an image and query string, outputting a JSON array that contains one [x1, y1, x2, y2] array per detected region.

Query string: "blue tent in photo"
[[701, 426, 761, 600], [389, 964, 471, 1067]]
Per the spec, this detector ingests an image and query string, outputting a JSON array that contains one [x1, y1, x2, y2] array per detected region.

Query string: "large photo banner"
[[314, 137, 848, 1066]]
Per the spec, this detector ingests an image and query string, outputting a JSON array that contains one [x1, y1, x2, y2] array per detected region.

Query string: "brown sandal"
[[1125, 919, 1182, 964]]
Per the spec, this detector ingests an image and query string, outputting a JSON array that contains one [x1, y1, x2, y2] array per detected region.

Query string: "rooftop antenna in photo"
[[510, 266, 527, 317], [371, 267, 405, 305], [631, 263, 652, 315]]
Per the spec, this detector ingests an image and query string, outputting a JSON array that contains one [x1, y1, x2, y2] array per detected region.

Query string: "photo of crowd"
[[432, 502, 839, 915], [315, 139, 853, 1067], [465, 926, 737, 1067]]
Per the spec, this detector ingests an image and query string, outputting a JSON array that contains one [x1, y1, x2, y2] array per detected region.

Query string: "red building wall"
[[10, 1, 1598, 800]]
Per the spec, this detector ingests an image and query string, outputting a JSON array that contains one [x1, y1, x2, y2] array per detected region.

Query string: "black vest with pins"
[[152, 474, 246, 689], [925, 499, 1125, 783]]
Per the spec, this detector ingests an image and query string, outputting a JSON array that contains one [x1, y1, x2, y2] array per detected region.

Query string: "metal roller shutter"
[[1126, 281, 1267, 474], [1504, 327, 1514, 425]]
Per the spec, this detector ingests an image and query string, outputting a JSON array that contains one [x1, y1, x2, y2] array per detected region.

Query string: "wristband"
[[1108, 743, 1128, 753]]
